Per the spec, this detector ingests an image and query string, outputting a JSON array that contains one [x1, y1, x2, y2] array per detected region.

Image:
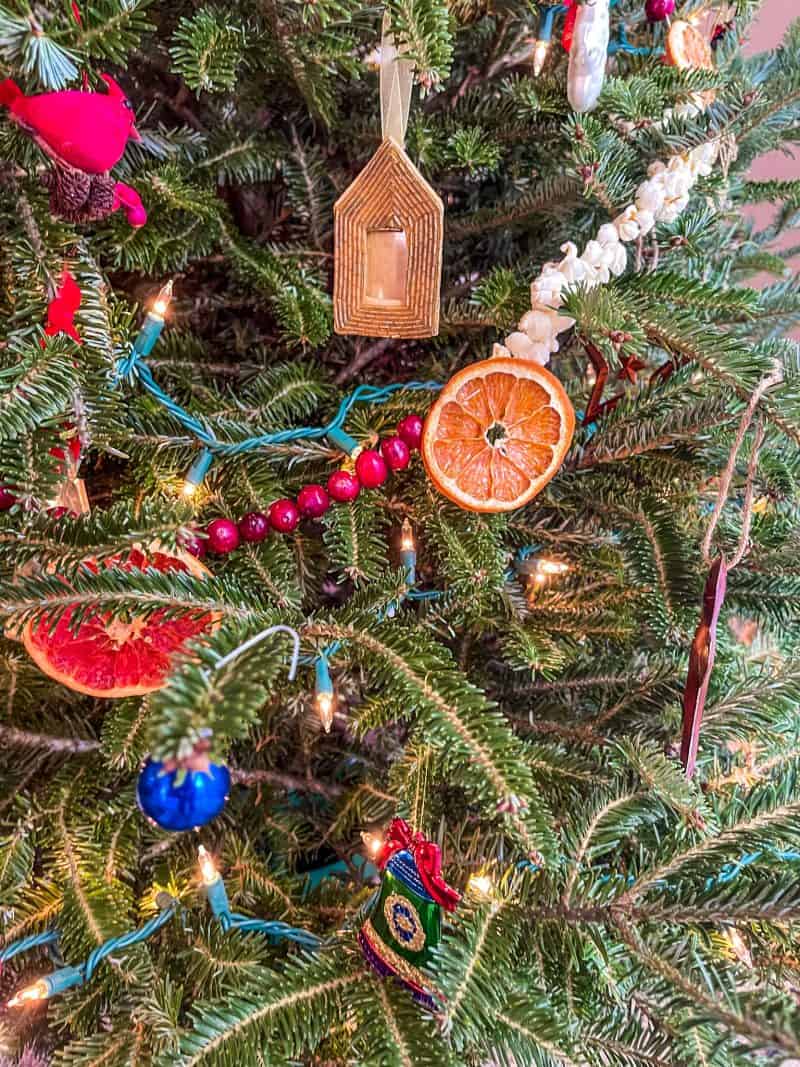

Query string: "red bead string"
[[184, 414, 424, 559]]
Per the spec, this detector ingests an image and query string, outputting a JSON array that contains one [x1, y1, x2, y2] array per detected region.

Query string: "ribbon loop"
[[380, 11, 414, 146], [377, 818, 461, 912]]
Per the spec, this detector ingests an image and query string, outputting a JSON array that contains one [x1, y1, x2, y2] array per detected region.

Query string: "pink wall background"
[[744, 5, 798, 288]]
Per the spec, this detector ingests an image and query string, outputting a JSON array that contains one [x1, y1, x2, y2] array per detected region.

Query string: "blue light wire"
[[2, 882, 320, 1003], [202, 866, 320, 949], [0, 929, 59, 965], [116, 334, 441, 461], [0, 902, 178, 1003]]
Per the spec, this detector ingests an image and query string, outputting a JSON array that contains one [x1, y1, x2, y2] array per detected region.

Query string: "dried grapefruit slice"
[[22, 544, 217, 698], [422, 355, 575, 513]]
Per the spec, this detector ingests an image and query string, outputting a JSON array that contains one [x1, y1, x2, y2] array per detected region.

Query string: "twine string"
[[412, 746, 430, 833], [700, 367, 782, 570]]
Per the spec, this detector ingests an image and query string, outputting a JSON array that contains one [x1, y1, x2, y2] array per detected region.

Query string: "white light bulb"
[[8, 981, 47, 1008], [360, 830, 384, 858], [468, 873, 493, 896], [532, 39, 550, 76], [152, 280, 174, 318], [316, 691, 335, 732], [538, 559, 569, 575], [198, 845, 219, 885], [401, 518, 415, 552]]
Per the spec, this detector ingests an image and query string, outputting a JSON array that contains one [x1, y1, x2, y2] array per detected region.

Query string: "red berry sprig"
[[185, 414, 422, 558]]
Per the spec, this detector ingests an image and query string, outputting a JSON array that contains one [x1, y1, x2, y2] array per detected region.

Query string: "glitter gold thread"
[[361, 919, 433, 995]]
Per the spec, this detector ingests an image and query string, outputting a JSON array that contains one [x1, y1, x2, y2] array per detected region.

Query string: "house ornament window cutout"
[[333, 17, 443, 339]]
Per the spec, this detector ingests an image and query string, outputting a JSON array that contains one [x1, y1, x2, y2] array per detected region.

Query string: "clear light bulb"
[[152, 279, 174, 318], [537, 558, 570, 575], [400, 518, 415, 552], [8, 980, 48, 1008], [362, 823, 388, 857], [532, 39, 550, 76], [467, 873, 493, 897], [360, 830, 385, 858], [198, 845, 219, 885], [316, 691, 336, 733]]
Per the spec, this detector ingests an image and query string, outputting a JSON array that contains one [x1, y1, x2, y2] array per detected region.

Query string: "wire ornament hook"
[[211, 625, 301, 680]]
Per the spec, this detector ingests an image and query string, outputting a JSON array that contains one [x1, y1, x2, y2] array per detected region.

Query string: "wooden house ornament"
[[333, 20, 443, 339]]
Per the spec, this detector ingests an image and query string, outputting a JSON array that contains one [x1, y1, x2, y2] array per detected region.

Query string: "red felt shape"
[[45, 270, 82, 344], [0, 75, 140, 173], [112, 181, 147, 227]]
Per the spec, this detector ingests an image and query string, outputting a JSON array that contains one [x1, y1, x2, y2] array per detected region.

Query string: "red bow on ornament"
[[377, 819, 461, 912]]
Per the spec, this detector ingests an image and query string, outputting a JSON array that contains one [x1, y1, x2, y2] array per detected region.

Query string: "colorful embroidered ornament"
[[358, 818, 460, 1009]]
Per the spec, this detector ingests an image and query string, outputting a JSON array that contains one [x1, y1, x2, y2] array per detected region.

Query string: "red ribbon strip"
[[561, 0, 577, 52], [377, 819, 461, 912]]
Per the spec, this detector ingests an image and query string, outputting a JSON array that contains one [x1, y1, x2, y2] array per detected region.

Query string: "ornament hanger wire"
[[210, 624, 301, 679]]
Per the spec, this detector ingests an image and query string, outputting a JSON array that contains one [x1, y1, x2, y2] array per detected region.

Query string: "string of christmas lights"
[[6, 832, 797, 1010], [114, 282, 441, 500], [2, 849, 320, 1010]]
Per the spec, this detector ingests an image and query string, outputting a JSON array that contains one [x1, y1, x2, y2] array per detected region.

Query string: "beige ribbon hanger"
[[380, 11, 415, 147]]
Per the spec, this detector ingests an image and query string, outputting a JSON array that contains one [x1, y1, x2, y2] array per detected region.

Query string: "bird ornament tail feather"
[[0, 78, 22, 108]]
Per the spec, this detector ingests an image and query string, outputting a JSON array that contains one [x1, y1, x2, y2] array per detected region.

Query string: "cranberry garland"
[[184, 414, 424, 558]]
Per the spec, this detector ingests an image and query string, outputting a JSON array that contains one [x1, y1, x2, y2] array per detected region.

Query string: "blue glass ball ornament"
[[136, 758, 230, 831]]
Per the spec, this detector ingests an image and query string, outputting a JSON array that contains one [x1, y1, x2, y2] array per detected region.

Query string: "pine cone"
[[81, 174, 117, 220], [41, 164, 91, 219]]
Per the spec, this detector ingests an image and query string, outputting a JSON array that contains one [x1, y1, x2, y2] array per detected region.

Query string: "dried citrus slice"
[[421, 355, 575, 513], [666, 20, 716, 105], [22, 544, 217, 698], [666, 19, 714, 69]]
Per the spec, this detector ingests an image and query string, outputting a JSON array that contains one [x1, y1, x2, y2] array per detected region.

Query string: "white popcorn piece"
[[558, 241, 593, 284], [531, 263, 569, 309], [596, 224, 628, 276], [505, 330, 552, 364], [518, 306, 576, 361]]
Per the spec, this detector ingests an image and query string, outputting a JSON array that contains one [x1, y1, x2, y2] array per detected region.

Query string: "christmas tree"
[[2, 0, 800, 1062]]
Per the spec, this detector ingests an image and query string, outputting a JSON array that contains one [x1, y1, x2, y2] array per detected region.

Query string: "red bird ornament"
[[0, 74, 140, 173], [0, 75, 146, 227]]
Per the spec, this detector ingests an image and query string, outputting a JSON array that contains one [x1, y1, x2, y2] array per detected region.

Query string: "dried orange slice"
[[666, 20, 716, 105], [666, 19, 714, 71], [421, 355, 575, 513]]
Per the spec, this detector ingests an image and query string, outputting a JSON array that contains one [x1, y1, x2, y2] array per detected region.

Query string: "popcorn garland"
[[504, 138, 721, 365]]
